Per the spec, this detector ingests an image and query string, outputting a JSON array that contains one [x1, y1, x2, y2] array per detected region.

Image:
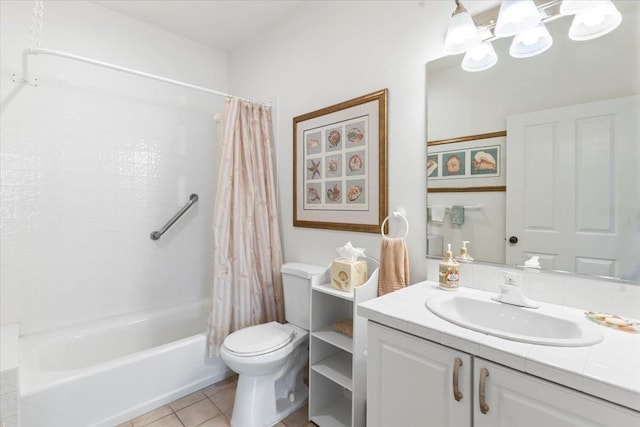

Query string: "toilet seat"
[[223, 322, 294, 357]]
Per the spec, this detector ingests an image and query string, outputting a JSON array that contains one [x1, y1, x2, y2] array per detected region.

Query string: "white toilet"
[[220, 263, 327, 427]]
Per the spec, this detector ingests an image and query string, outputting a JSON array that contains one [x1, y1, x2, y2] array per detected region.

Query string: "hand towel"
[[430, 205, 446, 223], [450, 205, 465, 225], [378, 237, 410, 296]]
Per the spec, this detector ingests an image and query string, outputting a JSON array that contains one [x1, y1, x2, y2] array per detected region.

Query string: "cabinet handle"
[[479, 367, 490, 414], [452, 357, 463, 401]]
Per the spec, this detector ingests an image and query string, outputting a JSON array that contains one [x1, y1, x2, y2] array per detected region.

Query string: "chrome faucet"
[[491, 271, 540, 309]]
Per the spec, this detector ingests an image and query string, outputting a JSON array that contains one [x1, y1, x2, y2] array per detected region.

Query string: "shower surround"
[[0, 0, 227, 334]]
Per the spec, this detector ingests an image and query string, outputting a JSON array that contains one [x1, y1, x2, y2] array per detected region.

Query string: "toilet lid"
[[223, 322, 294, 356]]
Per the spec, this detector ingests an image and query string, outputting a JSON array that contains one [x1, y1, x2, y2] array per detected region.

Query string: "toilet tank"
[[280, 263, 328, 330]]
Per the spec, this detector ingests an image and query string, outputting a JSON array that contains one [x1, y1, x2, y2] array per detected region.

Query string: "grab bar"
[[150, 194, 198, 240]]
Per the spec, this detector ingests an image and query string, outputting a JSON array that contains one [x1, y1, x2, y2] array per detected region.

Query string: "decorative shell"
[[347, 128, 363, 143], [327, 130, 341, 147], [326, 184, 341, 202], [348, 154, 362, 171], [472, 151, 497, 171], [347, 185, 362, 202]]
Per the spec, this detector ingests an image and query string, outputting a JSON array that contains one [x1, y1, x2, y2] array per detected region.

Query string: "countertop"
[[357, 281, 640, 412]]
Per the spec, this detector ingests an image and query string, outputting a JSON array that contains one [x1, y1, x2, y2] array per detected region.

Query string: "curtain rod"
[[21, 47, 270, 106]]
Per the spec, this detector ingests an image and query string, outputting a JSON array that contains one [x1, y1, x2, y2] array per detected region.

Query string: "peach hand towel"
[[378, 237, 410, 296]]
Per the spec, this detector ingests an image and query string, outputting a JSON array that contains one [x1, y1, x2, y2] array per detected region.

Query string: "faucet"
[[491, 271, 540, 309]]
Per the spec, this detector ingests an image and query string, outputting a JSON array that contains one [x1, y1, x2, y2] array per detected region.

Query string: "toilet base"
[[230, 345, 309, 427]]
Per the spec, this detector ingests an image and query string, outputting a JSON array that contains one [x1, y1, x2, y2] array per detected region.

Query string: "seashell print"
[[347, 185, 362, 202], [307, 159, 321, 179], [326, 184, 341, 202], [347, 128, 363, 143], [427, 158, 438, 176], [446, 155, 461, 174], [472, 151, 497, 171], [327, 130, 341, 147], [308, 187, 320, 202], [328, 159, 338, 172], [338, 271, 348, 281], [307, 139, 320, 150], [348, 154, 362, 171]]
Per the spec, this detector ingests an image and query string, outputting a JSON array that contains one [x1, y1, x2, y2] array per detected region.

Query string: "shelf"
[[311, 327, 353, 353], [311, 396, 352, 427], [312, 282, 354, 301], [311, 352, 353, 391]]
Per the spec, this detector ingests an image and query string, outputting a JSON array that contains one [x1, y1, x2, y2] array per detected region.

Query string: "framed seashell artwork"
[[427, 131, 506, 193], [293, 89, 388, 233]]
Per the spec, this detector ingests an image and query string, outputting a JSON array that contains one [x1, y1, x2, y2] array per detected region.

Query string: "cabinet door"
[[474, 359, 640, 427], [367, 322, 472, 427]]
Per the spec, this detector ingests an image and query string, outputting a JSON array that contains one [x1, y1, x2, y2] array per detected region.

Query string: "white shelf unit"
[[309, 259, 379, 427]]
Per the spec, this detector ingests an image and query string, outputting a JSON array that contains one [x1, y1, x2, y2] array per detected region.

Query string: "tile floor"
[[116, 376, 318, 427]]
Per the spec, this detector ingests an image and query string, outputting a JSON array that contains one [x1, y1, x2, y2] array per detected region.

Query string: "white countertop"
[[358, 281, 640, 412]]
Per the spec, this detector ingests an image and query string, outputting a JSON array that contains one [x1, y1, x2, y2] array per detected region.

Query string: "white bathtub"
[[20, 299, 230, 427]]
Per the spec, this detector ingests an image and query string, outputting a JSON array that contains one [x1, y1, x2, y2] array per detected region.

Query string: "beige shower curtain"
[[207, 97, 284, 357]]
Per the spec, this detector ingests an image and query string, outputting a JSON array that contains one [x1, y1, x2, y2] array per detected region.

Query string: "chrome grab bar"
[[150, 194, 198, 240]]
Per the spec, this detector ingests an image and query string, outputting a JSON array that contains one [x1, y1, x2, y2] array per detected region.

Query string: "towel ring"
[[381, 209, 409, 239]]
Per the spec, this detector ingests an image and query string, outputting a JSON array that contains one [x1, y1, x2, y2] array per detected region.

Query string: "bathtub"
[[20, 299, 231, 427]]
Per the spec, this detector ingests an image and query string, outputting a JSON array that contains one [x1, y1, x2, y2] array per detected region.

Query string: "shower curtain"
[[207, 97, 284, 357]]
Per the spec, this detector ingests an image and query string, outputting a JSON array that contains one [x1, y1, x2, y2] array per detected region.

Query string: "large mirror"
[[426, 1, 639, 284]]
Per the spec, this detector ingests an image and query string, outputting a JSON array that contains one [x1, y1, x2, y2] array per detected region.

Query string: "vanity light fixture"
[[567, 1, 622, 41], [462, 41, 498, 72], [494, 0, 542, 37], [509, 22, 553, 58], [446, 0, 624, 72], [444, 0, 481, 55], [559, 0, 608, 16]]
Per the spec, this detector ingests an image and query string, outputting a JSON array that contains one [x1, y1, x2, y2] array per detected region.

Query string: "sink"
[[425, 293, 603, 347]]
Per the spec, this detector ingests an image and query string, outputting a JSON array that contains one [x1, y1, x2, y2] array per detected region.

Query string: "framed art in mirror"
[[428, 131, 506, 193], [293, 89, 388, 233]]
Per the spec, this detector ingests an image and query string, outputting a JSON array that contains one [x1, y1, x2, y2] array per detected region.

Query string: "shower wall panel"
[[0, 0, 227, 334]]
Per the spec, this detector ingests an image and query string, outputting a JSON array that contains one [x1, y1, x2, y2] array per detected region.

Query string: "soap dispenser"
[[456, 241, 474, 262], [439, 243, 460, 291]]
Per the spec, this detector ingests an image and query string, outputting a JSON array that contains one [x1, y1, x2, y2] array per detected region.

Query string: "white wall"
[[228, 1, 456, 281], [226, 0, 640, 320], [0, 1, 228, 333]]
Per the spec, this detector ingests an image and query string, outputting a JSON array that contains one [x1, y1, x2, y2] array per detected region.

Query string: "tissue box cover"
[[330, 258, 368, 292]]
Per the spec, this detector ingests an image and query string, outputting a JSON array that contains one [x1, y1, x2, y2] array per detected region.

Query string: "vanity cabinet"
[[367, 321, 472, 427], [308, 262, 378, 427], [368, 322, 640, 427], [473, 358, 639, 427]]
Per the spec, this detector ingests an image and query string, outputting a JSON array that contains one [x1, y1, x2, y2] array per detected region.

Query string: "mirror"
[[426, 2, 639, 284]]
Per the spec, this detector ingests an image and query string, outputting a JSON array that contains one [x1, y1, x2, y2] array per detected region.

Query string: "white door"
[[367, 322, 472, 427], [474, 359, 640, 427], [506, 96, 639, 277]]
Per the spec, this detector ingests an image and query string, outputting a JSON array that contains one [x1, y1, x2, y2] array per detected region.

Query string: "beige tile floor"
[[116, 376, 318, 427]]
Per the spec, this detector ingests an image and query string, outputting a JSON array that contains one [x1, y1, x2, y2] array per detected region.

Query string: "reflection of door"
[[506, 96, 638, 277]]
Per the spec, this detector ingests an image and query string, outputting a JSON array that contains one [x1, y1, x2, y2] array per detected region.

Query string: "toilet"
[[220, 263, 327, 427]]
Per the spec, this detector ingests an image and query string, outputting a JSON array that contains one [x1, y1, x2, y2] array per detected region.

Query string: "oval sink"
[[425, 293, 603, 347]]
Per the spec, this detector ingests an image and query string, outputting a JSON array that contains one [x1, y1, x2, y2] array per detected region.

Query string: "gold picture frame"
[[293, 89, 388, 233]]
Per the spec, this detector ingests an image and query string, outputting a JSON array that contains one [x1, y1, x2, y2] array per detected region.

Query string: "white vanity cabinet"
[[368, 322, 640, 427], [474, 359, 639, 427], [367, 322, 472, 427]]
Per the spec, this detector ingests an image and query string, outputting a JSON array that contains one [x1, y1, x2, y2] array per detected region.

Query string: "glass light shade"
[[569, 1, 622, 41], [494, 0, 542, 37], [510, 23, 553, 58], [560, 0, 608, 16], [462, 42, 498, 72], [444, 10, 481, 55]]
